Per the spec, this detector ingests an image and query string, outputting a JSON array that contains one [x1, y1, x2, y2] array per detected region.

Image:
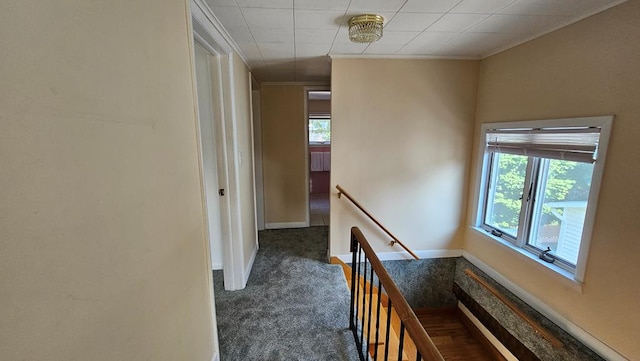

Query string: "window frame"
[[473, 116, 613, 283], [308, 114, 331, 145]]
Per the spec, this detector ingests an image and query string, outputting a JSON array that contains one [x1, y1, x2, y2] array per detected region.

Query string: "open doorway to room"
[[194, 41, 226, 272], [193, 38, 226, 361], [306, 89, 331, 226]]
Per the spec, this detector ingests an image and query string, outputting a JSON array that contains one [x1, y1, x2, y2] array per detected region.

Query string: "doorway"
[[194, 41, 225, 270], [307, 89, 331, 226], [193, 37, 228, 361]]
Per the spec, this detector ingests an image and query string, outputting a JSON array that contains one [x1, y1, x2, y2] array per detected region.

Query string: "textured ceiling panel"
[[204, 0, 627, 83]]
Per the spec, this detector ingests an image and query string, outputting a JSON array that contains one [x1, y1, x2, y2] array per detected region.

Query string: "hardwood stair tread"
[[416, 308, 498, 361]]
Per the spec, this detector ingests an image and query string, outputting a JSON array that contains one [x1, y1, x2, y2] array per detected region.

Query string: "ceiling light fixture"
[[348, 14, 384, 43]]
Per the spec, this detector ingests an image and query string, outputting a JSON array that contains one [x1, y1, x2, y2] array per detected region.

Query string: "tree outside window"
[[309, 118, 330, 143]]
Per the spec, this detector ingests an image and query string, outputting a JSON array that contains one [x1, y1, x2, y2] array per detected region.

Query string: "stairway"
[[334, 257, 412, 360], [332, 257, 501, 361], [416, 308, 500, 361]]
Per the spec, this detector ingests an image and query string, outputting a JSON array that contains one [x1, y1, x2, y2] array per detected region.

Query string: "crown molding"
[[190, 0, 249, 65], [482, 0, 629, 59], [329, 53, 479, 60]]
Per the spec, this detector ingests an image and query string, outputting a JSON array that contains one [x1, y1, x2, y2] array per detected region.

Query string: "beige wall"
[[0, 1, 214, 360], [231, 53, 258, 266], [465, 2, 640, 359], [330, 58, 479, 255], [261, 84, 307, 226]]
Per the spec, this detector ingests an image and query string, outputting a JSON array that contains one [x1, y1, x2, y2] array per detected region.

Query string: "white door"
[[194, 42, 224, 270]]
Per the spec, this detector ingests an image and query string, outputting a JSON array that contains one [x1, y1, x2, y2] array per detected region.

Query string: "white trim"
[[260, 81, 329, 86], [220, 53, 249, 291], [309, 142, 331, 146], [190, 0, 248, 64], [329, 54, 478, 60], [243, 245, 258, 285], [211, 262, 223, 270], [332, 254, 353, 264], [462, 251, 629, 361], [251, 89, 265, 231], [332, 249, 463, 264], [250, 73, 260, 90], [470, 227, 582, 291], [194, 32, 221, 57], [482, 0, 629, 59], [191, 0, 246, 291], [187, 8, 222, 359], [265, 222, 308, 229], [576, 116, 612, 280], [303, 88, 310, 228], [212, 54, 237, 291], [247, 77, 260, 244], [304, 85, 331, 231], [458, 302, 518, 361]]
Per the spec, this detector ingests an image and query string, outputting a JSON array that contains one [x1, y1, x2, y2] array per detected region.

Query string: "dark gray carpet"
[[213, 227, 360, 361]]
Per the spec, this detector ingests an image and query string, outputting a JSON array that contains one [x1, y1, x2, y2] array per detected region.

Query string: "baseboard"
[[211, 262, 223, 271], [461, 251, 629, 361], [244, 245, 258, 285], [458, 301, 516, 361], [211, 351, 219, 361], [332, 249, 463, 264], [265, 222, 308, 229]]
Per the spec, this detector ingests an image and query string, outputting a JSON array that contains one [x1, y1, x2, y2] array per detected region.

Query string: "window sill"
[[470, 226, 584, 293]]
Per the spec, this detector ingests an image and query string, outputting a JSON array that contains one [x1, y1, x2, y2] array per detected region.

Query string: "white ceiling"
[[204, 0, 626, 83]]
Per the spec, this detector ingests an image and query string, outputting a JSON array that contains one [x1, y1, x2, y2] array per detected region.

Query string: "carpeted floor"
[[213, 227, 360, 361]]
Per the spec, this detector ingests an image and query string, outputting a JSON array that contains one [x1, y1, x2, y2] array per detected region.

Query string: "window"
[[309, 115, 330, 144], [475, 116, 612, 281]]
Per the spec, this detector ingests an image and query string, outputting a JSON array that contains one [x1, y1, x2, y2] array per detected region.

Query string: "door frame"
[[193, 41, 225, 271], [251, 90, 265, 231], [190, 0, 251, 280], [304, 86, 331, 227], [191, 38, 224, 361], [190, 0, 250, 292]]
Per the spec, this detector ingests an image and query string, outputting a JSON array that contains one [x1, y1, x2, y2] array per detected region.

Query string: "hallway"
[[212, 227, 358, 361], [310, 193, 330, 226]]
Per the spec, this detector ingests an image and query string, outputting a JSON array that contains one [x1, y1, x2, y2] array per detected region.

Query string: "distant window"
[[309, 115, 330, 144], [474, 116, 612, 280]]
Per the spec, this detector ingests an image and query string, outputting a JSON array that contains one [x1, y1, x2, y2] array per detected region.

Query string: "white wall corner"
[[461, 251, 629, 361], [243, 244, 258, 285], [211, 351, 220, 361], [190, 0, 249, 65]]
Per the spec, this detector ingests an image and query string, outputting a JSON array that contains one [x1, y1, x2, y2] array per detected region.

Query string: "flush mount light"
[[348, 14, 384, 43]]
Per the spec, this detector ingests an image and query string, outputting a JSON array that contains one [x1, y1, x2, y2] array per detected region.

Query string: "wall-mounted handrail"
[[350, 227, 445, 361], [336, 184, 419, 260], [464, 269, 563, 349]]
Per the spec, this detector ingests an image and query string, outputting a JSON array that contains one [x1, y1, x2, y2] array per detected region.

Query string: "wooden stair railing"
[[334, 256, 502, 361], [348, 226, 445, 361], [336, 184, 419, 260]]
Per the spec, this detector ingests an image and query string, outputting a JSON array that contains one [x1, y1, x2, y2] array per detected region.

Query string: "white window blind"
[[309, 113, 330, 118], [486, 127, 601, 163]]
